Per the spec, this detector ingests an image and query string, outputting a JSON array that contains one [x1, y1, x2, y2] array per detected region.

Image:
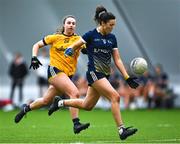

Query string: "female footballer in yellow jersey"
[[45, 33, 81, 77], [14, 15, 90, 134]]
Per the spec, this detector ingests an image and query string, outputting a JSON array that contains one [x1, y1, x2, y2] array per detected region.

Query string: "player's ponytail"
[[94, 5, 115, 25], [55, 26, 63, 34]]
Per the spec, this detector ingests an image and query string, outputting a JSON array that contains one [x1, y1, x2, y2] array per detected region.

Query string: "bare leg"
[[90, 78, 137, 140], [49, 73, 80, 119], [62, 78, 123, 126], [30, 85, 59, 110], [64, 86, 100, 111], [92, 78, 123, 127], [48, 77, 137, 139], [49, 73, 90, 134]]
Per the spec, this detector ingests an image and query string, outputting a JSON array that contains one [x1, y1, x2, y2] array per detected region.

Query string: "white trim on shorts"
[[90, 71, 98, 82], [50, 66, 56, 77]]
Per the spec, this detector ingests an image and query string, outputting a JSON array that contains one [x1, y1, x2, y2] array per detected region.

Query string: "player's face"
[[102, 19, 116, 35], [64, 17, 76, 35], [103, 19, 116, 34]]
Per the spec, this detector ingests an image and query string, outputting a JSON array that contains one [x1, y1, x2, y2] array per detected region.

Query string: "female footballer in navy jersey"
[[49, 6, 139, 140]]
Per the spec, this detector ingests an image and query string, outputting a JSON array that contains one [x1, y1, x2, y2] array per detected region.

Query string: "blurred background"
[[0, 0, 180, 111]]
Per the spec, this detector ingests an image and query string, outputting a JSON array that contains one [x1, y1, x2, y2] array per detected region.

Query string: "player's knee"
[[82, 102, 93, 111], [111, 92, 120, 103], [42, 98, 50, 105], [69, 90, 80, 99], [84, 105, 93, 111]]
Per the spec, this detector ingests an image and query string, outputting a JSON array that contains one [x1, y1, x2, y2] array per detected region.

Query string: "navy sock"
[[73, 118, 80, 126], [24, 105, 31, 113]]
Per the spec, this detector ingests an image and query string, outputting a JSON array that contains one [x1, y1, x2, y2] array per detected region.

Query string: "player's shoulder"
[[83, 29, 97, 37], [106, 33, 117, 42], [108, 32, 116, 38], [90, 28, 97, 34]]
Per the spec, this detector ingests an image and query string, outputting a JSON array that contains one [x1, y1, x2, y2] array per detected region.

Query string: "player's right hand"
[[29, 56, 42, 70], [126, 77, 139, 89], [64, 48, 74, 57]]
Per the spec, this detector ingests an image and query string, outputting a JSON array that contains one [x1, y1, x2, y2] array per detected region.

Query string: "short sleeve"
[[82, 31, 93, 44], [112, 35, 118, 49], [43, 35, 57, 45]]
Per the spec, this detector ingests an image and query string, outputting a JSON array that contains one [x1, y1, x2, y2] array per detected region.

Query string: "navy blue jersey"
[[82, 28, 118, 75]]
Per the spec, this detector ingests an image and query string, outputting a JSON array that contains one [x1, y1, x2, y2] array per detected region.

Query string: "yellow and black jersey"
[[43, 33, 84, 76]]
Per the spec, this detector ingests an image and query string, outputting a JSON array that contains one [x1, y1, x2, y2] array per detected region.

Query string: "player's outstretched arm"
[[112, 49, 139, 89], [64, 39, 85, 56]]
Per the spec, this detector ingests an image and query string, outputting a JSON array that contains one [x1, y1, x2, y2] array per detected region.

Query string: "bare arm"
[[71, 38, 85, 51], [112, 48, 139, 89], [32, 40, 45, 57], [112, 48, 129, 80]]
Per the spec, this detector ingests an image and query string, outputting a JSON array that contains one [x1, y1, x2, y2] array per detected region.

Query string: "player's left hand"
[[64, 48, 74, 57], [29, 56, 42, 70], [126, 77, 139, 89]]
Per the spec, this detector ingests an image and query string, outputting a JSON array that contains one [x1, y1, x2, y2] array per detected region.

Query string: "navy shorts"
[[86, 71, 109, 86], [48, 66, 63, 79], [48, 66, 73, 80]]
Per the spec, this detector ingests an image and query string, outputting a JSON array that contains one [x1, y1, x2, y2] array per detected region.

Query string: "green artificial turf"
[[0, 108, 180, 143]]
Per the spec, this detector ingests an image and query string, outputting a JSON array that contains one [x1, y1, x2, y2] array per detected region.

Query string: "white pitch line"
[[148, 138, 180, 142]]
